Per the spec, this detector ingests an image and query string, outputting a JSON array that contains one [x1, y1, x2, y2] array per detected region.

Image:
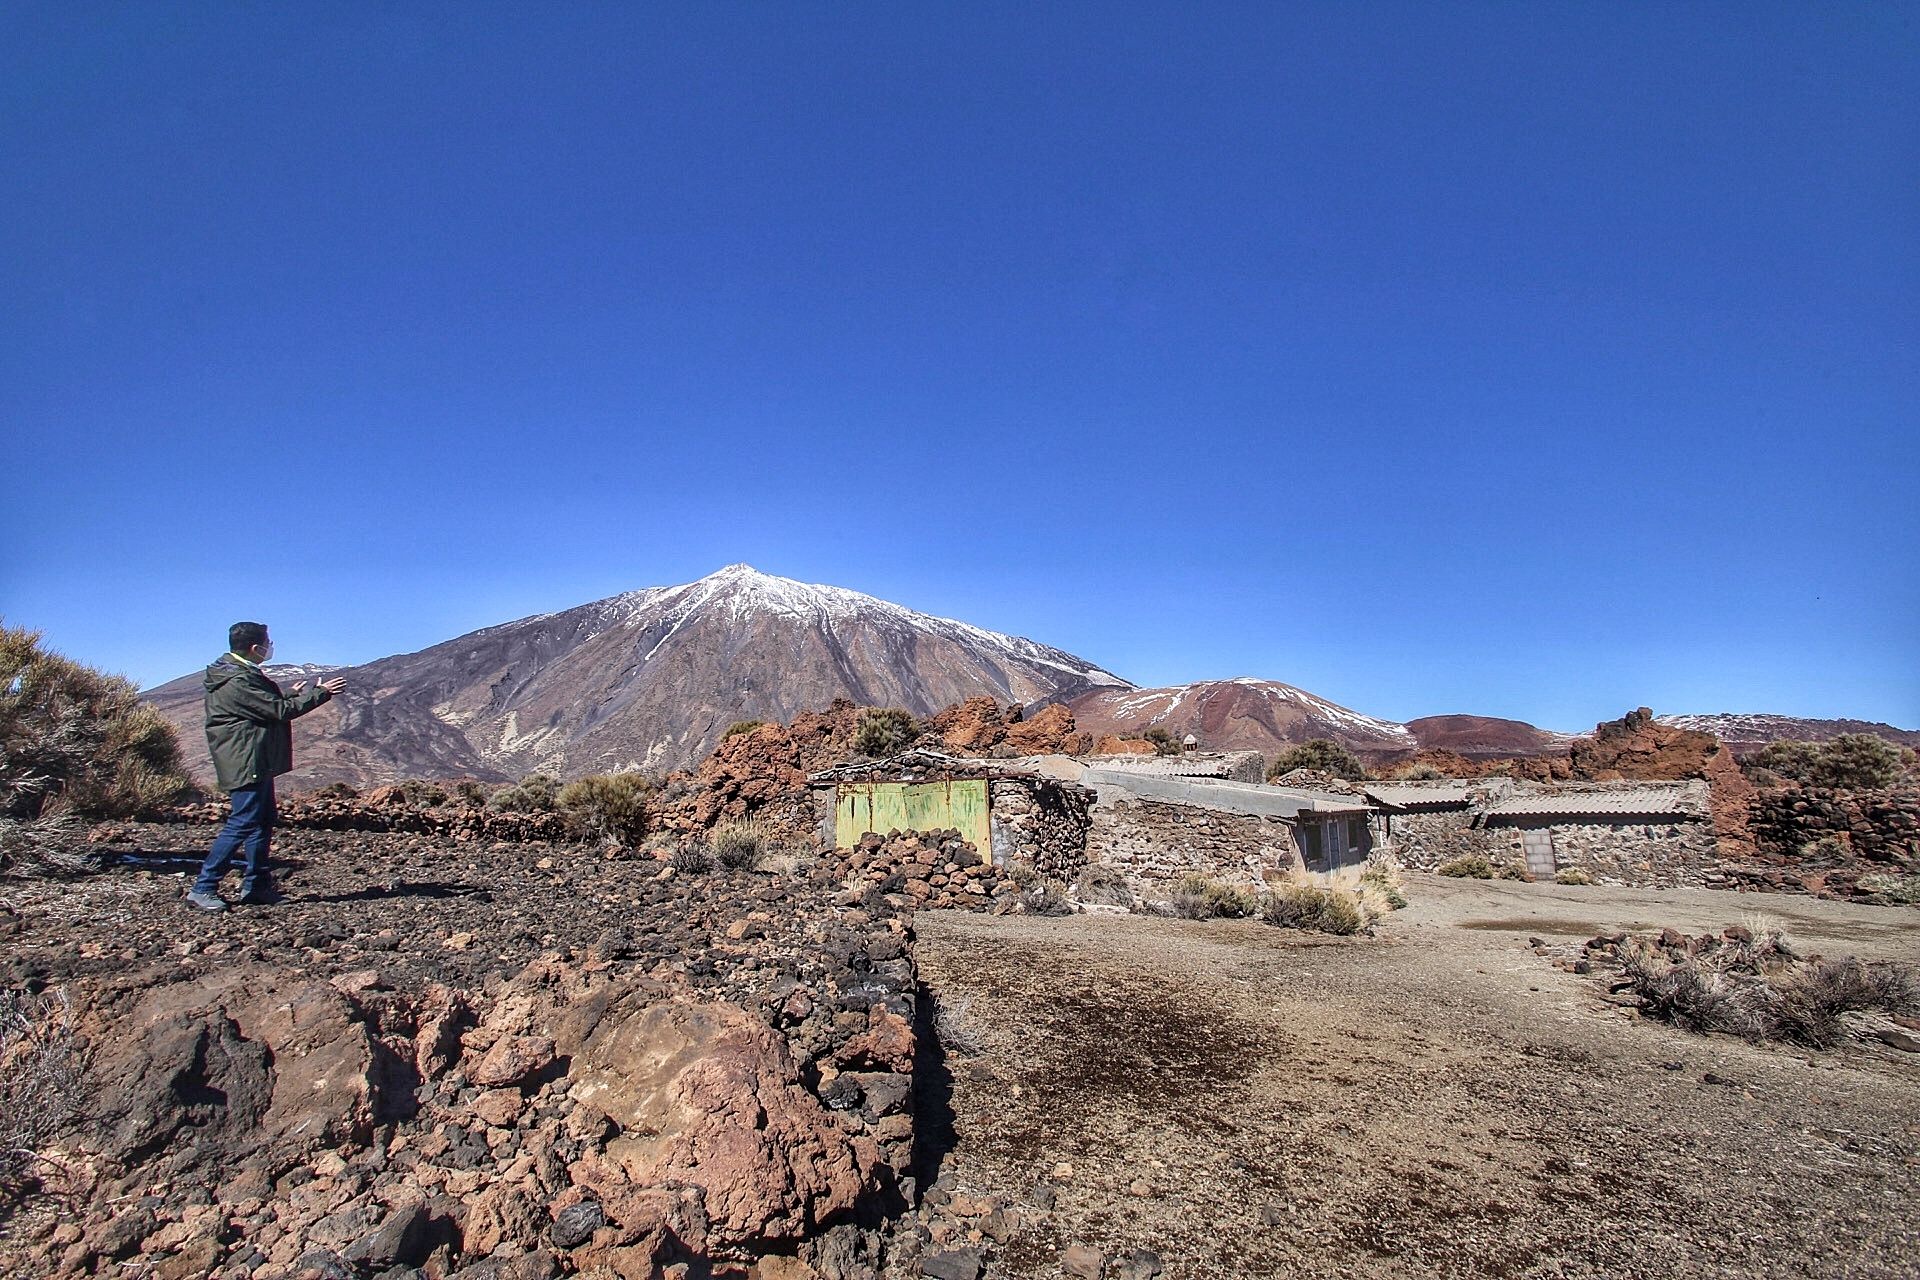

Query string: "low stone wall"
[[1748, 787, 1920, 867], [1086, 797, 1301, 890], [989, 777, 1094, 881], [1487, 818, 1718, 888]]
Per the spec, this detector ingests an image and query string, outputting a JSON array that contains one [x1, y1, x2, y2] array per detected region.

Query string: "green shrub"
[[453, 780, 492, 807], [711, 818, 768, 870], [1436, 854, 1494, 879], [1750, 734, 1906, 790], [1398, 763, 1445, 781], [396, 780, 450, 808], [722, 720, 766, 740], [1266, 739, 1368, 782], [558, 772, 652, 844], [1171, 873, 1259, 920], [851, 708, 919, 759], [0, 624, 191, 820], [1554, 867, 1595, 886], [1262, 883, 1365, 934], [488, 773, 559, 814], [1143, 727, 1182, 757]]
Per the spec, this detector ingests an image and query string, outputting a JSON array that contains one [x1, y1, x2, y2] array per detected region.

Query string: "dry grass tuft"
[[1, 987, 83, 1197], [710, 818, 769, 870], [1170, 874, 1259, 920]]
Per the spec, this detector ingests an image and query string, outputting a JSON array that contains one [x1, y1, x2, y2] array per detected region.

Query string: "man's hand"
[[290, 681, 307, 694], [320, 676, 348, 696]]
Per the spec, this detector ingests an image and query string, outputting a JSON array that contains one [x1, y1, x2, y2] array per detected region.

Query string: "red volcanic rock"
[[929, 696, 1010, 753], [1003, 704, 1090, 756], [565, 996, 878, 1250]]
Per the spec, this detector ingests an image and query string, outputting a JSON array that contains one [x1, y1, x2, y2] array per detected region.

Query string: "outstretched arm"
[[227, 673, 340, 723]]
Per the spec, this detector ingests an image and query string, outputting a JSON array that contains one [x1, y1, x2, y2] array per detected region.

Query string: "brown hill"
[[1403, 714, 1570, 758], [1065, 678, 1416, 760]]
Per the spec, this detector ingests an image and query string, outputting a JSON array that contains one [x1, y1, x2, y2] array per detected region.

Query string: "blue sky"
[[2, 4, 1915, 731]]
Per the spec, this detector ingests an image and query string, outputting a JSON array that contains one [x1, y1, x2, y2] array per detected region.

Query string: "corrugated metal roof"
[[1482, 790, 1698, 818], [1363, 784, 1472, 808]]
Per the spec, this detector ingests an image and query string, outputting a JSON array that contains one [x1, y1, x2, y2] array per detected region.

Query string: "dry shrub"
[[557, 773, 651, 845], [1857, 873, 1920, 905], [0, 987, 84, 1196], [1554, 867, 1595, 886], [0, 624, 190, 821], [1171, 873, 1259, 920], [710, 818, 768, 870], [1359, 859, 1409, 910], [1436, 854, 1494, 879], [669, 842, 712, 874], [1615, 930, 1920, 1049], [489, 773, 559, 814], [1026, 878, 1072, 916], [1262, 883, 1365, 935]]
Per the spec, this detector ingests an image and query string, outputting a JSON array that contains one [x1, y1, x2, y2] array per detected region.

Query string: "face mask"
[[259, 641, 274, 663]]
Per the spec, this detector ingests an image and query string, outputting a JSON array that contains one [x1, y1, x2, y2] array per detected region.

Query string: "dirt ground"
[[912, 876, 1920, 1280]]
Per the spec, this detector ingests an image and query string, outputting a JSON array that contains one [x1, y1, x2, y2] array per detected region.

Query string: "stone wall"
[[988, 777, 1094, 882], [1086, 797, 1302, 890], [1748, 787, 1920, 868], [1381, 809, 1497, 871], [1486, 817, 1718, 888]]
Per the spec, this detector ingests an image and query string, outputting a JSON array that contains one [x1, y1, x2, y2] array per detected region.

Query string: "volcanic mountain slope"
[[144, 565, 1131, 788], [1402, 714, 1576, 758], [1656, 713, 1920, 755], [1066, 677, 1419, 759]]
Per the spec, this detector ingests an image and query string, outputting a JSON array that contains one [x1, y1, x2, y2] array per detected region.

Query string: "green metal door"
[[834, 779, 991, 857]]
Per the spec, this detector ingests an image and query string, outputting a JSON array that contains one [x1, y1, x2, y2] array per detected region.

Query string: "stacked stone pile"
[[1718, 785, 1920, 899], [830, 831, 1021, 915]]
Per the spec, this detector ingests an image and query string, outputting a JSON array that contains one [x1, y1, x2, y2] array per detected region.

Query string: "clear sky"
[[2, 5, 1915, 731]]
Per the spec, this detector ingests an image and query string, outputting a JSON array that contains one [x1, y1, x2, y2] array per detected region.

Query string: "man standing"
[[187, 621, 347, 912]]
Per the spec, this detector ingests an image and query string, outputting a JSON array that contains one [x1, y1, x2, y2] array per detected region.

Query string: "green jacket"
[[203, 655, 332, 792]]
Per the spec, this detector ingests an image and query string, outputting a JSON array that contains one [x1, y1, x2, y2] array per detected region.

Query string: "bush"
[[314, 781, 360, 801], [1143, 727, 1182, 757], [453, 780, 492, 807], [1398, 763, 1445, 781], [1358, 859, 1408, 910], [711, 818, 768, 870], [396, 780, 449, 808], [852, 708, 920, 759], [1267, 739, 1368, 782], [488, 773, 559, 814], [0, 987, 83, 1195], [0, 624, 191, 820], [1170, 874, 1259, 920], [1494, 862, 1529, 881], [1025, 877, 1073, 916], [670, 842, 712, 873], [1436, 854, 1495, 879], [1750, 734, 1906, 790], [1074, 865, 1135, 909], [1554, 867, 1595, 886], [1857, 873, 1920, 905], [1262, 884, 1365, 934], [722, 720, 766, 740], [558, 772, 652, 844], [1615, 931, 1920, 1049]]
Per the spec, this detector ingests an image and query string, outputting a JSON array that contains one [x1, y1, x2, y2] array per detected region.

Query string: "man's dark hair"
[[229, 621, 268, 654]]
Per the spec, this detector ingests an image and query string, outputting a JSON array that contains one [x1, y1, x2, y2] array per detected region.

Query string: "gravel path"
[[912, 878, 1920, 1279]]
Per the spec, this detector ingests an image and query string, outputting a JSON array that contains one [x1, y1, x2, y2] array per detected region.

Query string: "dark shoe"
[[185, 889, 229, 912], [238, 884, 284, 906]]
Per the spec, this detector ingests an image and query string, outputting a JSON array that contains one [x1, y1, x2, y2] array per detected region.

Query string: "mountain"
[[1402, 714, 1576, 758], [1065, 678, 1418, 758], [1655, 713, 1920, 755], [144, 565, 1130, 788]]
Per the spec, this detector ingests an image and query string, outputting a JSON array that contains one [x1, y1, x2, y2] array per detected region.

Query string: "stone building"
[[1366, 778, 1717, 888]]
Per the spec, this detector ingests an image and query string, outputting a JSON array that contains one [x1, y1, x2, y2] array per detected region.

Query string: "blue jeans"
[[195, 779, 277, 895]]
